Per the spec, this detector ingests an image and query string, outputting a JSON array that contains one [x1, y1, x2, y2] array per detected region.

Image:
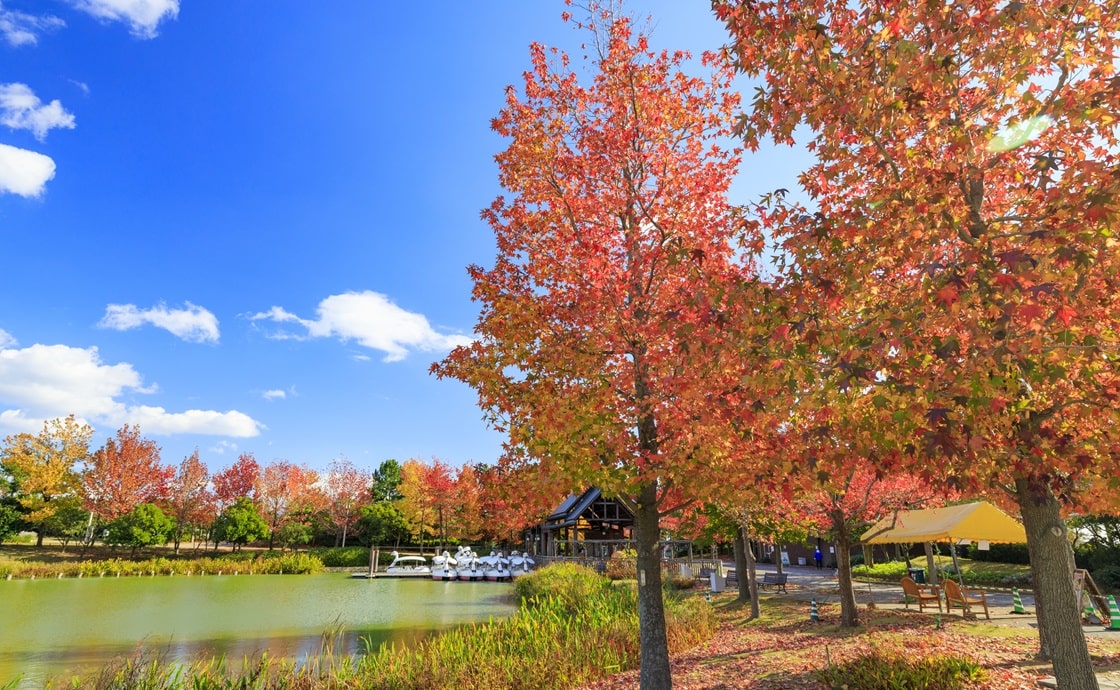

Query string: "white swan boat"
[[383, 552, 431, 577], [431, 550, 458, 581], [509, 551, 535, 578], [455, 546, 483, 581]]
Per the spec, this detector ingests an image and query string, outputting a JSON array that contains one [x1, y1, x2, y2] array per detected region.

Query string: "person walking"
[[814, 546, 824, 570]]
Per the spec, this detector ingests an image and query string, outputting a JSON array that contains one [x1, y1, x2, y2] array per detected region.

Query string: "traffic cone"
[[1107, 595, 1120, 631], [1010, 588, 1029, 615], [810, 598, 820, 623]]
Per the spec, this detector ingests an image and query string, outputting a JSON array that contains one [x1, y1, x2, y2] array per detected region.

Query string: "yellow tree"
[[0, 415, 92, 546], [397, 458, 434, 554]]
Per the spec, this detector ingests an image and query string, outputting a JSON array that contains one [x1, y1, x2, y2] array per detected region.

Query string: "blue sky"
[[0, 1, 805, 474]]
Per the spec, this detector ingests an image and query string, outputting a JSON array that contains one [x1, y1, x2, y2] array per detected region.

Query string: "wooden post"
[[368, 545, 377, 578]]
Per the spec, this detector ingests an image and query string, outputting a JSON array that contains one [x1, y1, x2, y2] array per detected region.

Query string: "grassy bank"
[[52, 563, 715, 690], [0, 550, 323, 578]]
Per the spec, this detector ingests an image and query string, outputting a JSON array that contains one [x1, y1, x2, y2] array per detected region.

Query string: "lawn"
[[580, 593, 1120, 689]]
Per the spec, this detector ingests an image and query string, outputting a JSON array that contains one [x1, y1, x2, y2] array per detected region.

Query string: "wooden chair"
[[943, 579, 990, 620], [900, 575, 942, 613]]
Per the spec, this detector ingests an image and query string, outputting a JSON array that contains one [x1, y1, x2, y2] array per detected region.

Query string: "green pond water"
[[0, 573, 516, 689]]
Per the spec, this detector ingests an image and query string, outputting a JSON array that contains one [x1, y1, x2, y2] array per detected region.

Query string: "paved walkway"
[[720, 564, 1120, 689]]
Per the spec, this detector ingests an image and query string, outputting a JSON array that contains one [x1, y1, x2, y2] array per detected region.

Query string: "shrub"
[[310, 546, 370, 568], [817, 651, 985, 690], [1092, 564, 1120, 593], [852, 560, 909, 579], [604, 549, 638, 580], [514, 562, 612, 613], [967, 542, 1030, 564]]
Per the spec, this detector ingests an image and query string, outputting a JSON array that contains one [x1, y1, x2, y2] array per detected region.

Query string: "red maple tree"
[[715, 1, 1120, 685], [82, 425, 172, 523], [433, 5, 748, 685]]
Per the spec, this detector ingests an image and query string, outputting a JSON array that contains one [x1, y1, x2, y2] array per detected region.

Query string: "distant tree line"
[[0, 415, 540, 556]]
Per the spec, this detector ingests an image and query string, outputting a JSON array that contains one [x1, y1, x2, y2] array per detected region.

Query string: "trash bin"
[[709, 573, 726, 593], [797, 557, 806, 566], [907, 567, 926, 584]]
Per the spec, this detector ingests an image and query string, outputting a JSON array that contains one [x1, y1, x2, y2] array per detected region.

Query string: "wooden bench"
[[759, 572, 788, 593], [725, 569, 738, 588]]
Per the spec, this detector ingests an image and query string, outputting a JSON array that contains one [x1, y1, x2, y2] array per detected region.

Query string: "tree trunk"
[[1016, 477, 1099, 690], [924, 542, 939, 587], [832, 511, 859, 627], [744, 530, 760, 619], [733, 530, 749, 602], [775, 542, 785, 575], [634, 481, 671, 690], [36, 528, 44, 547]]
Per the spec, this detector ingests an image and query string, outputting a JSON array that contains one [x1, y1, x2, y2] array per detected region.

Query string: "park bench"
[[759, 572, 788, 593]]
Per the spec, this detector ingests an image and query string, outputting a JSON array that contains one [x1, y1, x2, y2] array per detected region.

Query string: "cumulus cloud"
[[0, 342, 263, 439], [0, 2, 65, 47], [250, 290, 474, 363], [99, 302, 220, 343], [124, 406, 261, 436], [0, 328, 16, 348], [0, 83, 76, 141], [0, 143, 56, 197], [70, 0, 178, 39]]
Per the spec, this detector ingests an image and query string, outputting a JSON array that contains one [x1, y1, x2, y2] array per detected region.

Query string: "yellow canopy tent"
[[862, 501, 1026, 586], [863, 501, 1026, 545]]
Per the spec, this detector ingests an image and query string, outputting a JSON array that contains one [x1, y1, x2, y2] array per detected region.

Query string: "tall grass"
[[57, 562, 715, 690], [0, 553, 322, 579], [357, 562, 716, 689]]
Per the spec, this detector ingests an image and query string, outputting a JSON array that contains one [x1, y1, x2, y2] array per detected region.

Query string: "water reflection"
[[1, 575, 515, 689]]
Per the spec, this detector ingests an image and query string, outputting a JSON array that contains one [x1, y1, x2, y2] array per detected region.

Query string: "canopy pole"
[[949, 540, 964, 587]]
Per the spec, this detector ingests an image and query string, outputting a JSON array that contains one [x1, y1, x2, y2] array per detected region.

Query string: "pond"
[[0, 574, 516, 689]]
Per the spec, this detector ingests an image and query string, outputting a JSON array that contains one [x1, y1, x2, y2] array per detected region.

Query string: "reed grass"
[[356, 563, 716, 689], [0, 553, 322, 580]]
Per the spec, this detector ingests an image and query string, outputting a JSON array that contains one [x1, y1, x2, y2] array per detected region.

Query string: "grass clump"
[[816, 650, 986, 690]]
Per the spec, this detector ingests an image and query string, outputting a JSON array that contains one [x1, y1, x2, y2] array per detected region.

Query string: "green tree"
[[214, 497, 269, 551], [0, 500, 21, 544], [356, 501, 410, 547], [42, 501, 90, 549], [372, 459, 403, 503], [275, 521, 313, 551], [105, 503, 174, 556]]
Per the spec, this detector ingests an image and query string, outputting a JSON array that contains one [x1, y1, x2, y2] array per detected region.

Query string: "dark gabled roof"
[[545, 487, 601, 528]]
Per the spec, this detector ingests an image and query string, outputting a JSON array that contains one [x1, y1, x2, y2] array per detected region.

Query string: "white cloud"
[[262, 389, 286, 401], [250, 290, 474, 363], [0, 328, 15, 348], [0, 342, 263, 439], [0, 83, 76, 141], [124, 406, 261, 437], [70, 0, 178, 39], [99, 302, 220, 343], [0, 3, 65, 47], [0, 143, 56, 197]]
